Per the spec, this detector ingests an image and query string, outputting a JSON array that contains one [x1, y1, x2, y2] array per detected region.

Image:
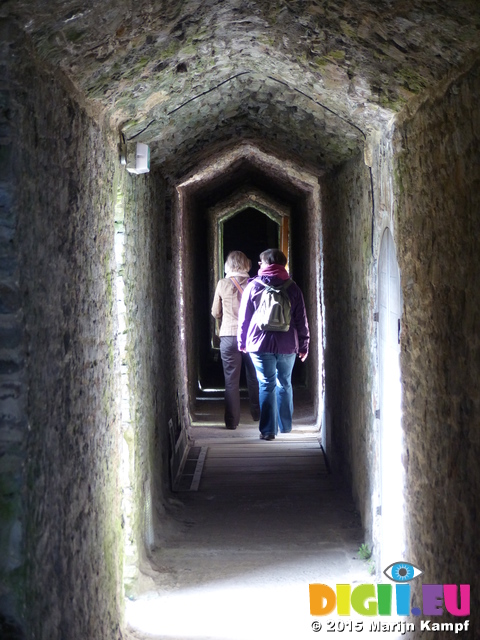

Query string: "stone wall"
[[2, 24, 124, 639], [321, 151, 377, 537], [122, 167, 174, 574], [0, 19, 28, 640], [322, 57, 480, 637], [175, 189, 199, 417], [393, 60, 480, 636], [1, 25, 180, 634], [290, 191, 322, 413]]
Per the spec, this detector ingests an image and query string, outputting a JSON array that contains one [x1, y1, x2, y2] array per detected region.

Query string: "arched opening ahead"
[[201, 206, 283, 391], [176, 145, 323, 434], [223, 207, 280, 277]]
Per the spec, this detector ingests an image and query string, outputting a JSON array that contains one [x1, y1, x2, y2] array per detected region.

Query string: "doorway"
[[201, 207, 289, 391], [223, 207, 279, 277], [378, 228, 405, 568]]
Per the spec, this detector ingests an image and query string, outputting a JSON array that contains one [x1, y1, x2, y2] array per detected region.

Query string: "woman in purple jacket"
[[237, 248, 310, 440]]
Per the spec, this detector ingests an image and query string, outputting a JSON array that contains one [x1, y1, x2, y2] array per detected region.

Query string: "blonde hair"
[[225, 251, 251, 273]]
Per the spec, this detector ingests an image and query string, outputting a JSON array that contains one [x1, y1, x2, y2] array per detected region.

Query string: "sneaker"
[[226, 425, 237, 430], [259, 433, 275, 440]]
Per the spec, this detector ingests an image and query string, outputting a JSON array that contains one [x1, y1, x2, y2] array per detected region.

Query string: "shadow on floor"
[[126, 392, 376, 640]]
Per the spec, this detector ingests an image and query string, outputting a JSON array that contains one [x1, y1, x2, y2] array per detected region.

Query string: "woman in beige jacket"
[[211, 251, 260, 429]]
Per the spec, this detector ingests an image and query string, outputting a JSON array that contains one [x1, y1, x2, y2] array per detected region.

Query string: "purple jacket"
[[237, 274, 310, 355]]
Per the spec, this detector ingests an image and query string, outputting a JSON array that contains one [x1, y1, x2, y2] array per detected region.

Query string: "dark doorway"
[[198, 208, 280, 391], [223, 207, 279, 276]]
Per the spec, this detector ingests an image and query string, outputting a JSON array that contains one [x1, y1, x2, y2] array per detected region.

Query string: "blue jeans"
[[250, 352, 296, 436]]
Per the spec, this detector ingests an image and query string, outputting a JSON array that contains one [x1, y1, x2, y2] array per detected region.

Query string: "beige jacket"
[[211, 271, 250, 337]]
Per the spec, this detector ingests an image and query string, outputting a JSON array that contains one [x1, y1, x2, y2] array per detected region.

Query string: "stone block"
[[0, 283, 20, 314]]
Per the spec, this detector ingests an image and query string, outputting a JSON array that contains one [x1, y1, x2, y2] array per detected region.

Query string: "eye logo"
[[383, 561, 423, 582]]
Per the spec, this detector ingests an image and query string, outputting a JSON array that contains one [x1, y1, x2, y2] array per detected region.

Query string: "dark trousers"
[[220, 336, 260, 427]]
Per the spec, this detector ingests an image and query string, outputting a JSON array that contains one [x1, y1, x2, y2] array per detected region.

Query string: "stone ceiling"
[[6, 0, 480, 174]]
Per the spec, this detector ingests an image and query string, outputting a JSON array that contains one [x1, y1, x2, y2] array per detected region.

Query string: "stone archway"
[[175, 142, 323, 426], [208, 184, 291, 296]]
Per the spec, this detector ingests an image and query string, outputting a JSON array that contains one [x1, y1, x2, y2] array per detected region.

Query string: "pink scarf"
[[258, 264, 290, 280]]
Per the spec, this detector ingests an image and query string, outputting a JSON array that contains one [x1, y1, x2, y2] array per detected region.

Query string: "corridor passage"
[[4, 3, 480, 638], [126, 395, 375, 640]]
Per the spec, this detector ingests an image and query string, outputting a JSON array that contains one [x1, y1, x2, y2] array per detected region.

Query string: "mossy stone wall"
[[394, 61, 480, 638], [3, 23, 125, 639]]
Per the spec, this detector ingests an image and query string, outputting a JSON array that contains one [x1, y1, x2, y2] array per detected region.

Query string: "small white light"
[[127, 142, 150, 174]]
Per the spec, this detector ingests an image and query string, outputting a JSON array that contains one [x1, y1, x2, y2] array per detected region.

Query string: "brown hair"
[[259, 248, 287, 267]]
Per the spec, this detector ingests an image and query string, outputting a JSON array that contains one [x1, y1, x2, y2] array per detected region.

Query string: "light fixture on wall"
[[126, 142, 150, 175]]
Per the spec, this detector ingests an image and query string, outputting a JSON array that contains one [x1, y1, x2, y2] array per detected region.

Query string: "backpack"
[[253, 279, 293, 332]]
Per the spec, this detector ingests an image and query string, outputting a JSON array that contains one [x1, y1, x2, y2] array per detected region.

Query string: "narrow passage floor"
[[126, 392, 379, 640]]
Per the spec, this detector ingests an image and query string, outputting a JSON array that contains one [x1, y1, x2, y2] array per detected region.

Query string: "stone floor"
[[125, 390, 397, 640]]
